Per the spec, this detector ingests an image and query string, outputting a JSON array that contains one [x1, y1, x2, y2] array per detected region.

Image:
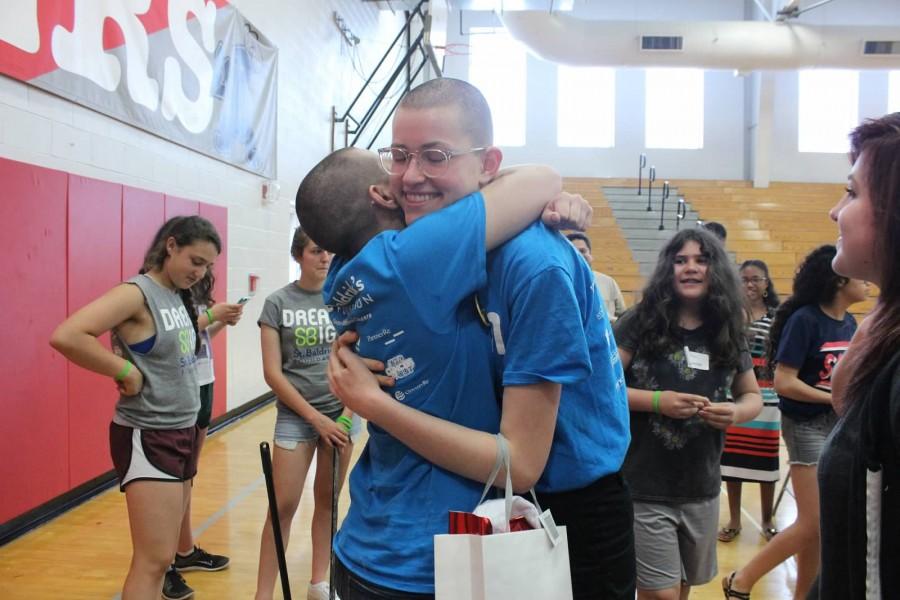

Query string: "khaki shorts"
[[633, 496, 719, 590]]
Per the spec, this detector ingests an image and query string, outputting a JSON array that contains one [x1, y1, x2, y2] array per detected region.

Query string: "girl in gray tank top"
[[50, 215, 222, 599], [254, 227, 357, 600]]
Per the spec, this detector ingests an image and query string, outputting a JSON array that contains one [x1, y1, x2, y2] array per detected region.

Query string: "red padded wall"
[[0, 158, 69, 523], [66, 176, 123, 488], [122, 187, 164, 277], [199, 203, 229, 419], [165, 195, 199, 219]]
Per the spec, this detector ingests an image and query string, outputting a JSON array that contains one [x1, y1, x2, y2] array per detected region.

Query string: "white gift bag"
[[434, 434, 573, 600]]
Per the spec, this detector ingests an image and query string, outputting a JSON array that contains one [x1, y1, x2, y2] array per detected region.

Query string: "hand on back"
[[541, 191, 593, 231]]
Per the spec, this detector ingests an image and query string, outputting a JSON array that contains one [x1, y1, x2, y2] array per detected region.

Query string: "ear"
[[368, 183, 399, 211], [478, 146, 503, 186], [165, 236, 178, 256]]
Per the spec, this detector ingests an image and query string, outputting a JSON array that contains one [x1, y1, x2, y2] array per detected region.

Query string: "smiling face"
[[672, 240, 710, 304], [829, 153, 879, 285], [164, 239, 218, 290], [740, 264, 769, 306], [389, 104, 496, 224]]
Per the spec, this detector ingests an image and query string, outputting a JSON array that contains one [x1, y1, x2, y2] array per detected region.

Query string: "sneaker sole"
[[162, 590, 194, 600], [174, 560, 230, 573]]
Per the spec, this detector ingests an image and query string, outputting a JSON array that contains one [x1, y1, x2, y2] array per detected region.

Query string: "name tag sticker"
[[684, 346, 710, 371], [538, 509, 561, 547]]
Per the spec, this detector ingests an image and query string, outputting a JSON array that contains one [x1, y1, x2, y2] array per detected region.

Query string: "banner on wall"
[[0, 0, 278, 178]]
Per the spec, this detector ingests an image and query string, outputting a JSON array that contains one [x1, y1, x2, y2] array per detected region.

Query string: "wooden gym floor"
[[0, 403, 799, 599]]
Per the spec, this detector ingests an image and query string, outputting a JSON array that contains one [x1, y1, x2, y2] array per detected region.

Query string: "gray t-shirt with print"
[[614, 308, 753, 502], [258, 282, 340, 414]]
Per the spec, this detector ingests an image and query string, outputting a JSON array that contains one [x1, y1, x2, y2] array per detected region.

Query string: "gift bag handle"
[[476, 433, 543, 523]]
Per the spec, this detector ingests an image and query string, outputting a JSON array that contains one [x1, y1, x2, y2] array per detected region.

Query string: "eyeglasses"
[[741, 276, 767, 285], [377, 146, 485, 178]]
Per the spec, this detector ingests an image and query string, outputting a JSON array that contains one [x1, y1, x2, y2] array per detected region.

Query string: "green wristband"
[[115, 360, 133, 382], [205, 308, 215, 324], [652, 390, 662, 414], [336, 415, 353, 433]]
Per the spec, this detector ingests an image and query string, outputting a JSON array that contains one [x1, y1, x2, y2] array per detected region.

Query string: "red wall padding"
[[66, 176, 123, 488], [164, 195, 199, 219], [0, 159, 70, 524], [122, 187, 165, 276], [199, 203, 229, 421], [0, 158, 230, 524]]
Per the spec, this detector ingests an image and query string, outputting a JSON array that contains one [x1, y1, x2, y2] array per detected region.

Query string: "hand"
[[312, 412, 350, 449], [116, 366, 144, 396], [541, 191, 593, 231], [658, 391, 709, 419], [698, 402, 738, 430], [328, 342, 392, 421], [211, 302, 244, 326], [334, 331, 396, 387]]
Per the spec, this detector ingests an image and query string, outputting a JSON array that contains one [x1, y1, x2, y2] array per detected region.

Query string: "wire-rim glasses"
[[377, 146, 486, 178]]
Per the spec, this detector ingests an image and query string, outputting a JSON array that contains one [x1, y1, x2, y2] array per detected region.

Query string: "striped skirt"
[[721, 387, 781, 483]]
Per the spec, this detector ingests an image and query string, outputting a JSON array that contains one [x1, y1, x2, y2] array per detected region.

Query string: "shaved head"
[[399, 78, 493, 147], [295, 147, 397, 257]]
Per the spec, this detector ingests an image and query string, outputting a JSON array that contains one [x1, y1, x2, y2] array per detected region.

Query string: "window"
[[557, 66, 615, 147], [798, 69, 858, 153], [889, 70, 900, 113], [468, 28, 526, 146], [645, 68, 704, 149]]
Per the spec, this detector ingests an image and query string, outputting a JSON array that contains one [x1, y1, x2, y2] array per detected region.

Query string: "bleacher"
[[563, 177, 876, 318]]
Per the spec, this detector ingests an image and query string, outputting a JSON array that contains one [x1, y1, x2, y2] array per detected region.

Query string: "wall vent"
[[640, 36, 683, 51], [863, 41, 900, 55]]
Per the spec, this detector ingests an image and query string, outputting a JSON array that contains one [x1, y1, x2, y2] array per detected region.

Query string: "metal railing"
[[331, 0, 439, 151], [635, 153, 691, 231]]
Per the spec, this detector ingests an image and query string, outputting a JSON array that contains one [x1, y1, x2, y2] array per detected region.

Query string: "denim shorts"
[[781, 411, 837, 465], [274, 401, 361, 449]]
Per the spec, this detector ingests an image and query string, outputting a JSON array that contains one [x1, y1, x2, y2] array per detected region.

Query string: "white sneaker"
[[307, 581, 339, 600]]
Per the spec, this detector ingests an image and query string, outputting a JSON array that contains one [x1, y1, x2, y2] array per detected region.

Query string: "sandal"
[[762, 526, 779, 541], [722, 572, 751, 599], [717, 526, 741, 542]]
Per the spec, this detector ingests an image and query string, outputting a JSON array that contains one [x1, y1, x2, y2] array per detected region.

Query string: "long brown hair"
[[843, 113, 900, 406], [140, 216, 222, 354]]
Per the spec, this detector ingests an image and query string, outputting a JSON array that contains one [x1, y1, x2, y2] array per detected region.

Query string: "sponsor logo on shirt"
[[386, 354, 415, 379]]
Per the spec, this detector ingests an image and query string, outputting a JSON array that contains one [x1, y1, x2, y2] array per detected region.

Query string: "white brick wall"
[[0, 0, 406, 410]]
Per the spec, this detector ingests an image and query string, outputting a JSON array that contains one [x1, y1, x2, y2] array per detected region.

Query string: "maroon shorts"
[[109, 422, 200, 491]]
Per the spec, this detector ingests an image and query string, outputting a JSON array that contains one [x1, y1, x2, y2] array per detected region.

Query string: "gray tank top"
[[112, 274, 200, 429]]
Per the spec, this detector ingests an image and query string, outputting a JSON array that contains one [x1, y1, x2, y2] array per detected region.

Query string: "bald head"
[[399, 78, 493, 147], [295, 147, 398, 258]]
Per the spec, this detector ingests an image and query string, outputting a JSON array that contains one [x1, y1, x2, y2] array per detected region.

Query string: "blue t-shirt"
[[775, 304, 856, 420], [325, 192, 499, 594], [478, 221, 631, 492]]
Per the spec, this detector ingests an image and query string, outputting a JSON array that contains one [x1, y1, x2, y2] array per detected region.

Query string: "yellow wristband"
[[652, 390, 662, 414], [205, 308, 215, 324]]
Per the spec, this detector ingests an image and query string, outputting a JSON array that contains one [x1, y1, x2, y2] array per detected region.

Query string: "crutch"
[[329, 446, 340, 600], [260, 441, 292, 600], [773, 470, 793, 516]]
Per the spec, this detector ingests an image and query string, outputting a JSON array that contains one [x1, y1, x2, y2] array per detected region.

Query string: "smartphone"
[[237, 296, 251, 305]]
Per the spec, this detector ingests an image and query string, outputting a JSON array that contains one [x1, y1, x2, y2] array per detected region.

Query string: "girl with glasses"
[[719, 260, 782, 544]]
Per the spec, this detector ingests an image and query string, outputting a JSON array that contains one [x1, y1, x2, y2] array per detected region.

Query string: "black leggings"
[[334, 556, 434, 600]]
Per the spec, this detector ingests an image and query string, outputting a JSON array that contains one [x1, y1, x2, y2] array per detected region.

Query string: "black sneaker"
[[173, 545, 230, 572], [162, 567, 194, 600]]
